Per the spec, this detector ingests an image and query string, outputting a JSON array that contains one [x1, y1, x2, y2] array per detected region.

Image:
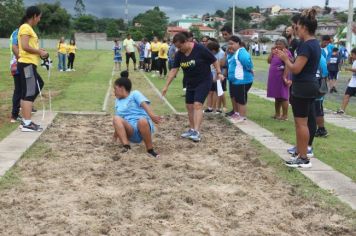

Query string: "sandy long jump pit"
[[0, 114, 355, 235]]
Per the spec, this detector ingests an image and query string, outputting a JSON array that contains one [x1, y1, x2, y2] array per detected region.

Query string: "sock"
[[123, 144, 131, 150], [24, 119, 31, 126]]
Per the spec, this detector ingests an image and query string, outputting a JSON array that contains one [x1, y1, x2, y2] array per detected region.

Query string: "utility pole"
[[125, 0, 129, 24], [346, 0, 354, 51], [232, 0, 235, 35]]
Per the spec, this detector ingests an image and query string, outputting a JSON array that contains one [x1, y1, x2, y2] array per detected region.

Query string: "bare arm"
[[275, 49, 308, 74], [12, 45, 19, 59], [162, 68, 179, 97], [141, 102, 162, 124], [212, 60, 225, 81]]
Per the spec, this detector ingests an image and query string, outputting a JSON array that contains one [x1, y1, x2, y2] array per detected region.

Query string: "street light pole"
[[125, 0, 129, 24], [346, 0, 354, 51], [232, 0, 235, 35]]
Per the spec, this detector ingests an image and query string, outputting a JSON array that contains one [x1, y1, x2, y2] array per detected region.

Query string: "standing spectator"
[[57, 36, 67, 72], [338, 41, 348, 66], [67, 39, 77, 71], [123, 34, 138, 71], [158, 38, 168, 78], [321, 35, 334, 61], [143, 38, 151, 72], [9, 28, 22, 123], [336, 48, 356, 115], [267, 37, 292, 121], [18, 6, 49, 131], [327, 47, 341, 93], [285, 24, 300, 57], [150, 36, 161, 73], [255, 43, 260, 56], [275, 9, 320, 168], [226, 36, 254, 123], [113, 39, 122, 71], [201, 35, 209, 47], [262, 43, 268, 55], [251, 42, 256, 56], [315, 55, 329, 137], [139, 38, 145, 70], [167, 39, 177, 71], [161, 33, 224, 142]]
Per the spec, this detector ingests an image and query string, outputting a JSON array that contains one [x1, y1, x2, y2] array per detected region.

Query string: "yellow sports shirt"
[[67, 45, 77, 54], [151, 42, 161, 52], [18, 23, 40, 65], [57, 43, 67, 54], [158, 43, 168, 59]]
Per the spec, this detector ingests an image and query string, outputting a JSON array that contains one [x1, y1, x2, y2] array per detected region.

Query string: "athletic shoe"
[[225, 110, 234, 117], [229, 113, 240, 121], [181, 129, 194, 139], [215, 109, 223, 114], [233, 117, 247, 123], [21, 122, 43, 132], [59, 69, 63, 72], [147, 149, 160, 158], [204, 108, 213, 113], [289, 147, 314, 158], [71, 68, 76, 71], [10, 115, 22, 123], [335, 109, 345, 115], [285, 157, 312, 168], [32, 108, 37, 113], [189, 130, 201, 142], [315, 128, 328, 138], [333, 87, 338, 93], [287, 146, 296, 154], [66, 69, 71, 72]]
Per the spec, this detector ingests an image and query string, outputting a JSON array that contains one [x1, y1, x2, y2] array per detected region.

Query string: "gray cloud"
[[24, 0, 350, 20]]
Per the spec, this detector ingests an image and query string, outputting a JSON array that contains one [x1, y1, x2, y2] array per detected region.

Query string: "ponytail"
[[298, 8, 318, 34]]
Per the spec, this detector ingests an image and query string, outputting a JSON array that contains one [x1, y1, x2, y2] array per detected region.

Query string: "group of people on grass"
[[7, 6, 355, 167], [112, 35, 170, 78], [56, 37, 77, 72]]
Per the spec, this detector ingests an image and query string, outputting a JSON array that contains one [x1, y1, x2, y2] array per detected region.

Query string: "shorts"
[[139, 55, 145, 62], [128, 118, 154, 143], [345, 86, 356, 97], [114, 56, 122, 63], [126, 52, 136, 64], [222, 79, 227, 91], [168, 60, 174, 70], [229, 81, 233, 97], [291, 96, 315, 118], [18, 62, 44, 102], [210, 81, 217, 92], [329, 71, 338, 80], [186, 81, 212, 104], [144, 57, 151, 64], [230, 83, 252, 105], [314, 99, 324, 117]]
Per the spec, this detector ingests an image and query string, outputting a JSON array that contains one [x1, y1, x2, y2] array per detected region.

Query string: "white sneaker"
[[59, 69, 63, 72], [71, 68, 76, 71], [66, 69, 72, 72]]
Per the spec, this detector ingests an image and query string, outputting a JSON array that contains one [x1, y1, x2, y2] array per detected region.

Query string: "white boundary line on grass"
[[141, 72, 178, 114], [102, 66, 116, 112]]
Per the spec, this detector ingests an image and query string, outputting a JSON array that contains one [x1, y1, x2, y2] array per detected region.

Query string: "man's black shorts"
[[126, 52, 136, 64], [186, 81, 212, 104]]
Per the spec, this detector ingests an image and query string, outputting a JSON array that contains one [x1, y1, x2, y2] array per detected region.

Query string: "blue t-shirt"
[[168, 44, 176, 62], [10, 29, 19, 75], [227, 47, 254, 85], [327, 54, 340, 72], [115, 90, 151, 124], [139, 43, 145, 58], [321, 43, 334, 61], [316, 55, 328, 101], [113, 45, 122, 58], [173, 43, 216, 89], [292, 39, 321, 83]]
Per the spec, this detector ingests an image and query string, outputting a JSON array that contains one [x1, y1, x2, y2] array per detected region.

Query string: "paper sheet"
[[217, 80, 224, 97]]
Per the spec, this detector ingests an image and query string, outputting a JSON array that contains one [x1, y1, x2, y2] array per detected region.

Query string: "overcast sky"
[[24, 0, 351, 20]]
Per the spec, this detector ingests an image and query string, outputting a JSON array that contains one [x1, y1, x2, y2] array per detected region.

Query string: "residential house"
[[317, 22, 341, 36], [262, 30, 281, 42], [266, 5, 282, 16], [167, 26, 188, 39], [178, 17, 202, 30], [192, 24, 216, 38], [238, 29, 259, 41]]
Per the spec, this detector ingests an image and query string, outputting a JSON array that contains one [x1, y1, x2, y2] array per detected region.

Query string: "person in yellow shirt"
[[150, 36, 161, 73], [158, 38, 169, 78], [57, 36, 67, 71], [67, 39, 77, 71], [18, 6, 48, 132]]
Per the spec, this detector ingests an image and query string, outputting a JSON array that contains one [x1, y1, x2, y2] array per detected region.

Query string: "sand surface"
[[0, 114, 354, 235]]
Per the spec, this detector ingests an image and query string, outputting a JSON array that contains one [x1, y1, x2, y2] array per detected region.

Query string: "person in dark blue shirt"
[[275, 8, 321, 168], [161, 32, 224, 142], [327, 47, 341, 93]]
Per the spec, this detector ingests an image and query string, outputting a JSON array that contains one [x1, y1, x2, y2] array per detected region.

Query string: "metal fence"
[[0, 38, 115, 50]]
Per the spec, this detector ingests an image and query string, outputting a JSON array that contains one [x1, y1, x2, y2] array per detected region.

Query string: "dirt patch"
[[0, 114, 354, 235]]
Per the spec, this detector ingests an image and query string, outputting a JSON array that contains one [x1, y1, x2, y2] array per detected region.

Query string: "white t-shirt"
[[262, 45, 267, 52], [123, 38, 136, 53], [349, 61, 356, 88], [144, 42, 151, 58]]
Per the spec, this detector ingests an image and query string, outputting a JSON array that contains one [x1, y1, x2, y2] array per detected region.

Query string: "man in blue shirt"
[[9, 28, 22, 123], [113, 75, 162, 158]]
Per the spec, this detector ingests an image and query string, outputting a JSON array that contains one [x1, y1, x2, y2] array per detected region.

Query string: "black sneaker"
[[318, 128, 328, 138], [147, 149, 160, 158], [225, 110, 234, 117], [31, 108, 37, 113], [314, 128, 321, 137], [336, 109, 345, 115], [204, 108, 213, 113], [285, 157, 312, 168], [21, 122, 43, 132], [333, 87, 338, 93]]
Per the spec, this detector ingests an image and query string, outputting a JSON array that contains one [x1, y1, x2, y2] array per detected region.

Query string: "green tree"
[[189, 26, 202, 39], [106, 21, 120, 38], [36, 2, 71, 36], [263, 15, 290, 30], [132, 6, 168, 40], [215, 10, 225, 18], [74, 0, 86, 17], [127, 27, 144, 41], [335, 12, 348, 23], [0, 0, 25, 37], [74, 15, 97, 32]]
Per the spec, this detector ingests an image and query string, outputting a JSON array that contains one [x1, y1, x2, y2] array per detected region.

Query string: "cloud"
[[24, 0, 350, 20]]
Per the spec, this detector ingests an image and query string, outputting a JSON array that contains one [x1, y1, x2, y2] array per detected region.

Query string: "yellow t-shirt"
[[158, 43, 168, 59], [57, 43, 67, 54], [151, 42, 161, 52], [67, 45, 77, 54], [123, 38, 136, 53], [18, 23, 40, 65]]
